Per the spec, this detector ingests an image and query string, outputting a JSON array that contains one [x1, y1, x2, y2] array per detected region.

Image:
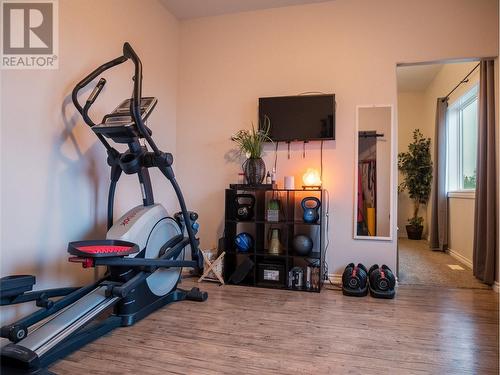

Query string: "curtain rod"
[[443, 62, 480, 101]]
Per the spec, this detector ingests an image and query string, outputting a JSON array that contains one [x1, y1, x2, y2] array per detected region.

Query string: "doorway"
[[396, 60, 487, 289]]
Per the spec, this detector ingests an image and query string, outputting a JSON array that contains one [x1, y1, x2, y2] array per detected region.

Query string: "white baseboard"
[[328, 273, 400, 285], [446, 248, 473, 269], [397, 234, 430, 241], [328, 273, 342, 284], [330, 273, 495, 291]]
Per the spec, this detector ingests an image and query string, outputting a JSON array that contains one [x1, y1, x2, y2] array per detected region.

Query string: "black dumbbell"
[[368, 264, 396, 298], [342, 263, 369, 297]]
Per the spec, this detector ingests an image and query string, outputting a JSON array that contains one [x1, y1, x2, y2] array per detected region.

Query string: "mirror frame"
[[353, 104, 394, 241]]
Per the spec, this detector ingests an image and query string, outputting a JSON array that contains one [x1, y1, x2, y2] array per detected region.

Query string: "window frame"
[[446, 84, 478, 196]]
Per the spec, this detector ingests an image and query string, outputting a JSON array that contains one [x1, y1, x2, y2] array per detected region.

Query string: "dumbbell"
[[368, 264, 396, 299], [342, 263, 369, 297]]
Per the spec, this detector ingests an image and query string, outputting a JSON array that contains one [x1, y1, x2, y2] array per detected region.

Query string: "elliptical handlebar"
[[87, 78, 107, 106], [71, 42, 161, 154], [122, 42, 161, 155], [71, 55, 127, 121]]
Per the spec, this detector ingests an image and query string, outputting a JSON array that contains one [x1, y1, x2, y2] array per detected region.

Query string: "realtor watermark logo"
[[1, 0, 58, 69]]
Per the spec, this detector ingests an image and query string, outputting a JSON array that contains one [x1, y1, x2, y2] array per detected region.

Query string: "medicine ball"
[[233, 194, 255, 221], [292, 235, 313, 255], [368, 264, 396, 299], [342, 263, 369, 297], [234, 232, 253, 253]]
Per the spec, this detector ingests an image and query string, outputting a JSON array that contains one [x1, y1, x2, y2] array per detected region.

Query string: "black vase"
[[243, 157, 266, 185], [406, 225, 423, 240]]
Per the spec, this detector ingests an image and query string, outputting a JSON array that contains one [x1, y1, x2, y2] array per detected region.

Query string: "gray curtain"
[[473, 59, 497, 285], [430, 98, 448, 251]]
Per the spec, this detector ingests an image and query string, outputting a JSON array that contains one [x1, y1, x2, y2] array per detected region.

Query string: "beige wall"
[[0, 0, 179, 322], [448, 196, 475, 266], [177, 0, 499, 275]]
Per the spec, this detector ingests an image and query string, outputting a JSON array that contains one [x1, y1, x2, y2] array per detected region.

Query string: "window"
[[447, 84, 478, 192]]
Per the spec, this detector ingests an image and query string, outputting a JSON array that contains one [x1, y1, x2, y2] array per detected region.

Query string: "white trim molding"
[[448, 190, 476, 199], [446, 248, 473, 269], [328, 273, 342, 285], [493, 282, 500, 293], [328, 273, 400, 286]]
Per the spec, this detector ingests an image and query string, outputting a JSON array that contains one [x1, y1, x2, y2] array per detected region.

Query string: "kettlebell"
[[301, 197, 321, 223], [234, 194, 255, 221]]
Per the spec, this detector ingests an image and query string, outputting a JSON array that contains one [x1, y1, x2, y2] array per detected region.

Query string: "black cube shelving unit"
[[224, 186, 326, 292]]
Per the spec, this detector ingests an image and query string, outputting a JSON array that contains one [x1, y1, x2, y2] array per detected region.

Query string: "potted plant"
[[398, 129, 433, 240], [231, 117, 272, 185]]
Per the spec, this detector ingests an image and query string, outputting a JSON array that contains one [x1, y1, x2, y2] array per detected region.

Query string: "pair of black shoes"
[[341, 263, 396, 299]]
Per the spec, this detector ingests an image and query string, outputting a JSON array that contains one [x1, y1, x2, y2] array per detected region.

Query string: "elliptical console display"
[[92, 97, 157, 142]]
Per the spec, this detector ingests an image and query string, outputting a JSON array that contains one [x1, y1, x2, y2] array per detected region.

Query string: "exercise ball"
[[293, 235, 313, 255], [235, 232, 253, 253]]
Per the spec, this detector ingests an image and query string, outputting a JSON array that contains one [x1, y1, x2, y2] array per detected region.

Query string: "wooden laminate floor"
[[51, 278, 499, 375]]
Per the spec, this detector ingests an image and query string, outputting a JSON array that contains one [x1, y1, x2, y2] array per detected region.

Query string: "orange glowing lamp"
[[302, 168, 322, 189]]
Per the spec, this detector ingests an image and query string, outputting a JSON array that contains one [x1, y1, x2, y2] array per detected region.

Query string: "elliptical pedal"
[[0, 275, 36, 299]]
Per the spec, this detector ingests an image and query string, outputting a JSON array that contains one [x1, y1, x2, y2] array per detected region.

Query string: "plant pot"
[[243, 157, 266, 185], [406, 225, 423, 240]]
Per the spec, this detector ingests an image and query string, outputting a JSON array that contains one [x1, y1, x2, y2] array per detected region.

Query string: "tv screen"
[[259, 94, 335, 142]]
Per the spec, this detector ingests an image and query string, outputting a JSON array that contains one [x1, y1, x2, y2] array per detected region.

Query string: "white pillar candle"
[[284, 176, 295, 190]]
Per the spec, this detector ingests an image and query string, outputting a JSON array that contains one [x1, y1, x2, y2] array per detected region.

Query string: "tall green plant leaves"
[[398, 129, 433, 222], [231, 116, 273, 158]]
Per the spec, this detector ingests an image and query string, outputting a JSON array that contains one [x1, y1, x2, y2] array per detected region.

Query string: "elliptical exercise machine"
[[0, 42, 207, 374]]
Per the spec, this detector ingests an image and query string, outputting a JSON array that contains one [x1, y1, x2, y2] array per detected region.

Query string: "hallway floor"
[[398, 239, 490, 289]]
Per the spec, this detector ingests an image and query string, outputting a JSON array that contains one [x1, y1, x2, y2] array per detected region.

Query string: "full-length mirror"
[[354, 106, 393, 240]]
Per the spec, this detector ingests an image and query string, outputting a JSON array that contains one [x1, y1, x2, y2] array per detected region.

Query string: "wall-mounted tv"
[[258, 94, 335, 142]]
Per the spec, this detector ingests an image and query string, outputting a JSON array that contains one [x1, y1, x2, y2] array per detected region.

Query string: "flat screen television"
[[258, 94, 335, 142]]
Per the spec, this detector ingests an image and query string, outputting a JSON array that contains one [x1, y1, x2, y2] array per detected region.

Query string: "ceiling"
[[161, 0, 332, 19], [397, 64, 444, 92]]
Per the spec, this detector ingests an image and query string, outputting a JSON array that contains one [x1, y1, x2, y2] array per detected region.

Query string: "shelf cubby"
[[224, 186, 326, 292]]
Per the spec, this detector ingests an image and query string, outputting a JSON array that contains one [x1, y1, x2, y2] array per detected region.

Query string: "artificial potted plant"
[[398, 129, 433, 240], [231, 116, 272, 185]]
